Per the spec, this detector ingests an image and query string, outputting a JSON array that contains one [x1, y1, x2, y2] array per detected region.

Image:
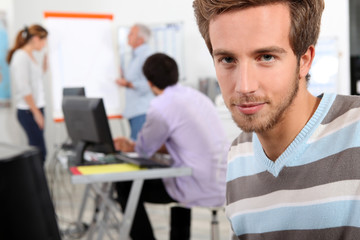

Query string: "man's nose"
[[234, 62, 259, 94]]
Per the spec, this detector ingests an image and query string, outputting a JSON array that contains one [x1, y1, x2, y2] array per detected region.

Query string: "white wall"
[[0, 0, 13, 36], [0, 0, 351, 161], [320, 0, 350, 94]]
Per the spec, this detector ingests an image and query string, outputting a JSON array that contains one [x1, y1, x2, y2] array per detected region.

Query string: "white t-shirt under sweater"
[[10, 49, 45, 110]]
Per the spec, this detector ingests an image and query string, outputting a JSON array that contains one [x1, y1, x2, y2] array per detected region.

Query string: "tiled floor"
[[47, 161, 232, 240]]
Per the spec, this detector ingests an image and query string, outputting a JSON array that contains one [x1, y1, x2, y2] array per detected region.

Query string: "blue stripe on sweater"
[[230, 200, 360, 236], [226, 155, 266, 182], [288, 121, 360, 167], [226, 121, 360, 182]]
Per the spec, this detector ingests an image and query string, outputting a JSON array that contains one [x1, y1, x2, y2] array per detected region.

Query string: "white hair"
[[135, 23, 151, 43]]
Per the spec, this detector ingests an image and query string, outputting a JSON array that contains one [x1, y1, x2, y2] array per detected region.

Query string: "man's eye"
[[221, 57, 234, 64], [260, 55, 274, 62]]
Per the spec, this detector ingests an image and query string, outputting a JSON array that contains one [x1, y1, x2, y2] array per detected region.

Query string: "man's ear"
[[299, 45, 315, 80], [147, 80, 153, 88]]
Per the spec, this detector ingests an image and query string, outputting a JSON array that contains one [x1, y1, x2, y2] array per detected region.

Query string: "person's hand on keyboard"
[[113, 137, 135, 152]]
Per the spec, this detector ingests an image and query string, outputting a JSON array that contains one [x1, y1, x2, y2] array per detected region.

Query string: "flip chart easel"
[[44, 12, 122, 122]]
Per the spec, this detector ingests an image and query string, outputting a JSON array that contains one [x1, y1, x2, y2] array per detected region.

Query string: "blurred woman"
[[7, 24, 48, 164]]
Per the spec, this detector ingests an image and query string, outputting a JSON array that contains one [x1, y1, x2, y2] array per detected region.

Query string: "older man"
[[116, 23, 154, 140]]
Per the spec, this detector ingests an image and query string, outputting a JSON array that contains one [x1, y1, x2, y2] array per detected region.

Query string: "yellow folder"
[[76, 163, 142, 175]]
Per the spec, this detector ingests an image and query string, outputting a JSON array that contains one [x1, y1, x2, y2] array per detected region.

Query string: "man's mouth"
[[235, 102, 265, 115]]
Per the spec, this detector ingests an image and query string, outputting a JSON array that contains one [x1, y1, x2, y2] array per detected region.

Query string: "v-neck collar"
[[252, 93, 336, 177]]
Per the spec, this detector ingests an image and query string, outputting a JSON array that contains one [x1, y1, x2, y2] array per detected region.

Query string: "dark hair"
[[7, 24, 48, 64], [142, 53, 179, 90], [193, 0, 325, 81]]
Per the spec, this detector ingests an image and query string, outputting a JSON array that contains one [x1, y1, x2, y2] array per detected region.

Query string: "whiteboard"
[[45, 12, 120, 120]]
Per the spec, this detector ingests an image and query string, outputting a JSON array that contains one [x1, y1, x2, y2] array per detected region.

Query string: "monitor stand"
[[73, 141, 88, 166]]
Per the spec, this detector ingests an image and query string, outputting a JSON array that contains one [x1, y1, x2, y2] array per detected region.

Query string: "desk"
[[69, 164, 192, 239]]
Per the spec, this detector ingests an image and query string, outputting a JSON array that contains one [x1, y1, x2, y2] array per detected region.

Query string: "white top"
[[10, 49, 45, 109]]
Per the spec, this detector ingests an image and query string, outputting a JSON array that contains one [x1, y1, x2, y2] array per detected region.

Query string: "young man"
[[114, 53, 228, 240], [116, 23, 154, 140], [193, 0, 360, 239]]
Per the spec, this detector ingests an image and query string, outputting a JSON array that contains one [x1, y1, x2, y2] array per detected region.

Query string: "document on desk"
[[70, 163, 141, 175]]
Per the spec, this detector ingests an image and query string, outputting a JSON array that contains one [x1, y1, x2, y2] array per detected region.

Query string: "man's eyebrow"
[[212, 46, 287, 57], [253, 46, 287, 54], [212, 49, 235, 57]]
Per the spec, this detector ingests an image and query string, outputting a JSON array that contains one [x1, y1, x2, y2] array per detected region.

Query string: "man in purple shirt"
[[114, 53, 228, 240]]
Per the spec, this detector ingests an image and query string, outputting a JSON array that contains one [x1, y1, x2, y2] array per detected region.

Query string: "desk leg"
[[95, 183, 117, 240], [87, 183, 113, 240], [86, 184, 107, 240], [119, 179, 144, 239], [77, 184, 91, 229]]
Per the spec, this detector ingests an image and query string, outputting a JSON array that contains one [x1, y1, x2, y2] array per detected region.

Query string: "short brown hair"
[[193, 0, 324, 61], [143, 53, 179, 90]]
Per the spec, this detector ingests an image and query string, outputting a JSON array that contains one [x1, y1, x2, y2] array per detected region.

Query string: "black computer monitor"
[[0, 143, 62, 240], [63, 87, 86, 97], [62, 97, 116, 165]]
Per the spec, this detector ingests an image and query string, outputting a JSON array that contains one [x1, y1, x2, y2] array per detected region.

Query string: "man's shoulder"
[[179, 85, 215, 102], [323, 94, 360, 123], [151, 84, 216, 115], [162, 84, 200, 99], [230, 131, 253, 148], [334, 94, 360, 105], [136, 43, 153, 57]]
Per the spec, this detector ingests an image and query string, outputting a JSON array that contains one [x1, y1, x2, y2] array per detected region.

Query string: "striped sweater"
[[226, 93, 360, 240]]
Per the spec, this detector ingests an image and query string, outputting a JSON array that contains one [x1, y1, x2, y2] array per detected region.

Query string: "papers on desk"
[[84, 151, 106, 162], [123, 152, 140, 158], [70, 163, 141, 175]]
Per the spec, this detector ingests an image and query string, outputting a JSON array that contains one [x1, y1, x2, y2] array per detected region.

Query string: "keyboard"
[[114, 152, 172, 168], [81, 154, 125, 166], [68, 150, 172, 168]]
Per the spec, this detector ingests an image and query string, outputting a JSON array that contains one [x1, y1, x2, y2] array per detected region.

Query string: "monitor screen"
[[63, 87, 86, 97], [62, 97, 115, 165]]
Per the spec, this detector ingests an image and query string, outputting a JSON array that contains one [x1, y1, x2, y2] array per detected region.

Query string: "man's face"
[[209, 3, 300, 133], [128, 26, 140, 48]]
